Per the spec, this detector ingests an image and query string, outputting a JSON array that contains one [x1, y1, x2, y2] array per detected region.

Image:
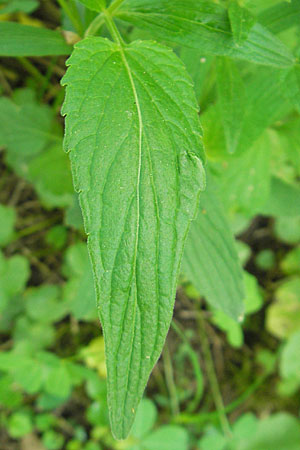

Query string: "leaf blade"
[[62, 37, 205, 439]]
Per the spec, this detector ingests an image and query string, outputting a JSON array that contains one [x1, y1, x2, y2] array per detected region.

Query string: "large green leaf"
[[0, 22, 72, 56], [182, 177, 244, 320], [62, 36, 205, 439], [117, 0, 294, 67]]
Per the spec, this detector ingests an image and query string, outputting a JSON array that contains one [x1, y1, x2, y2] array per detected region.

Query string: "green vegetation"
[[0, 0, 300, 448]]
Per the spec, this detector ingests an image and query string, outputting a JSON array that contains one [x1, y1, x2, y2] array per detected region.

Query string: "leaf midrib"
[[115, 42, 143, 435]]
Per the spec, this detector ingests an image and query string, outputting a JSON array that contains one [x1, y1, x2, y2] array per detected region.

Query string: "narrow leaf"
[[228, 1, 255, 45], [216, 57, 246, 154], [0, 22, 72, 56], [62, 37, 205, 439], [117, 0, 295, 67], [182, 176, 244, 320]]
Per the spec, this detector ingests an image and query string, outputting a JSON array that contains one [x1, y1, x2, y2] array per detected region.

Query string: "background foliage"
[[0, 0, 300, 449]]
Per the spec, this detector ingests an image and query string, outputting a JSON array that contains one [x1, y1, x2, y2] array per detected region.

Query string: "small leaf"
[[281, 330, 300, 380], [281, 246, 300, 275], [0, 22, 72, 56], [182, 176, 244, 320], [8, 412, 33, 439], [45, 364, 72, 399], [267, 277, 300, 339], [228, 1, 255, 45], [131, 399, 157, 439], [25, 285, 67, 324], [42, 430, 65, 450], [274, 216, 300, 244], [258, 176, 300, 217], [62, 37, 205, 438], [0, 252, 30, 311], [0, 90, 55, 158], [63, 243, 97, 321], [142, 425, 189, 450], [27, 143, 74, 208]]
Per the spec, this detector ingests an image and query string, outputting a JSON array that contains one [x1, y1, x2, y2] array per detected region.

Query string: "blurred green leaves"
[[126, 399, 189, 450], [0, 0, 39, 14], [0, 88, 74, 209], [199, 412, 300, 450], [182, 176, 244, 320], [0, 204, 16, 246]]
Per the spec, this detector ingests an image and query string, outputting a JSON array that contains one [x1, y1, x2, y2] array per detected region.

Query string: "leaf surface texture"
[[62, 37, 205, 438]]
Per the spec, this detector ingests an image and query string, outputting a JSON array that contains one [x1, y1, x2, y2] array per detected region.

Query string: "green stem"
[[57, 0, 84, 36], [103, 9, 125, 45], [174, 373, 268, 425], [18, 57, 46, 85], [84, 13, 105, 37], [39, 57, 58, 100], [85, 0, 126, 38], [12, 216, 60, 241], [163, 343, 180, 416], [171, 321, 204, 413], [198, 311, 232, 438]]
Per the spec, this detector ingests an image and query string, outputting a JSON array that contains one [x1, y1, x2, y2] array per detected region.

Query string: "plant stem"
[[84, 13, 105, 37], [163, 342, 180, 416], [102, 9, 125, 45], [13, 216, 61, 241], [171, 321, 204, 413], [85, 0, 126, 38], [198, 310, 232, 438], [174, 372, 269, 425], [18, 57, 46, 85], [57, 0, 84, 36]]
